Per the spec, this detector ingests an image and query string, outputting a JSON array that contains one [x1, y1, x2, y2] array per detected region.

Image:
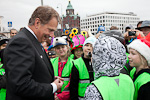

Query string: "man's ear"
[[34, 18, 41, 29]]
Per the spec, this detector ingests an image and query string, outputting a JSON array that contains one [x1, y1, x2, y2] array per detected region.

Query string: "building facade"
[[62, 0, 80, 31], [80, 12, 140, 34]]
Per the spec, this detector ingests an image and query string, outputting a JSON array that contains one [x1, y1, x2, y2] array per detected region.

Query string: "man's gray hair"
[[28, 6, 61, 26]]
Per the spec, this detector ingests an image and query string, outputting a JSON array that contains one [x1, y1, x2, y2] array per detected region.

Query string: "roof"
[[67, 1, 73, 10], [87, 12, 137, 17]]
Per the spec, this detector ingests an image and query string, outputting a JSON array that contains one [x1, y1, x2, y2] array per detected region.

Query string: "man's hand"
[[55, 95, 60, 100], [55, 76, 64, 81], [134, 30, 145, 37], [53, 78, 64, 90], [123, 29, 145, 40]]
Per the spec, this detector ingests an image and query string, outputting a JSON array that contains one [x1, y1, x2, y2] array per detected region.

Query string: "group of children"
[[0, 28, 150, 100], [49, 28, 150, 100]]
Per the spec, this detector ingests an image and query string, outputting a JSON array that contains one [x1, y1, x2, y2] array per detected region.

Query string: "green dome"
[[67, 1, 73, 10]]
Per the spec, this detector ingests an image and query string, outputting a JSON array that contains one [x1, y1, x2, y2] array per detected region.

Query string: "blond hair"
[[138, 51, 149, 67]]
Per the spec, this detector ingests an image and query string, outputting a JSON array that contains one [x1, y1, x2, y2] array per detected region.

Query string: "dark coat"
[[4, 28, 54, 100]]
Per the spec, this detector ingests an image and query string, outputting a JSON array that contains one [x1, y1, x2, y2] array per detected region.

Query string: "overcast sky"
[[0, 0, 149, 31]]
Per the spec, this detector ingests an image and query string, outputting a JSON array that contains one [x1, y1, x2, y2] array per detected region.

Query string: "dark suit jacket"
[[4, 28, 55, 100]]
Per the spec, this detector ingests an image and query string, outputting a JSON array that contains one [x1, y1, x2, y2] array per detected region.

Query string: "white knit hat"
[[127, 39, 150, 66], [83, 36, 97, 48]]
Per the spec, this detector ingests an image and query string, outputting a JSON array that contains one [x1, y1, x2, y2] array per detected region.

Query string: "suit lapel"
[[22, 28, 54, 78]]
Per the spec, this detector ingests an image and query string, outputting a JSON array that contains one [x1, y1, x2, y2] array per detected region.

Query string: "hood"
[[92, 36, 126, 79]]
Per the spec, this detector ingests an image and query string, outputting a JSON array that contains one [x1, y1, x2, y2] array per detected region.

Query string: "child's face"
[[128, 48, 142, 67], [74, 47, 83, 58], [83, 43, 93, 58], [55, 45, 68, 57]]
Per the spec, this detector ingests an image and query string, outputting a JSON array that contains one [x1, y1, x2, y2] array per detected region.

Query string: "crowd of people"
[[0, 5, 150, 100]]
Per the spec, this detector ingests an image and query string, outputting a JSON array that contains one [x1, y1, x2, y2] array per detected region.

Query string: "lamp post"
[[41, 0, 43, 6], [57, 3, 63, 34], [0, 16, 4, 32]]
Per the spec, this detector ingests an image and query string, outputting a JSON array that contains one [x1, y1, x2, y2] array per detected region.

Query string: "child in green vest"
[[70, 34, 86, 60], [50, 36, 73, 100], [70, 36, 97, 100], [84, 36, 134, 100], [128, 33, 150, 100]]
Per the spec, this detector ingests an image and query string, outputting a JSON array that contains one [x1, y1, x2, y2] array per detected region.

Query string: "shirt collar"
[[25, 26, 37, 39]]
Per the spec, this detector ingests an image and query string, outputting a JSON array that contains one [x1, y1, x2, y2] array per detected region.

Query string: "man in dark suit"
[[3, 6, 63, 100]]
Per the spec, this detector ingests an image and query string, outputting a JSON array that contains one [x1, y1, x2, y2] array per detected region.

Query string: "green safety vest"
[[123, 53, 130, 74], [69, 54, 74, 59], [126, 53, 129, 64], [0, 63, 6, 100], [51, 57, 73, 92], [130, 68, 150, 100], [92, 73, 135, 100], [130, 67, 136, 80], [73, 57, 93, 98]]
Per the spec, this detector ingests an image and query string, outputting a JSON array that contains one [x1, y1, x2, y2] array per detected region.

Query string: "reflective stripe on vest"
[[63, 77, 70, 81], [74, 57, 92, 97], [92, 73, 135, 100], [51, 57, 73, 92], [79, 80, 90, 83], [78, 97, 84, 100]]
